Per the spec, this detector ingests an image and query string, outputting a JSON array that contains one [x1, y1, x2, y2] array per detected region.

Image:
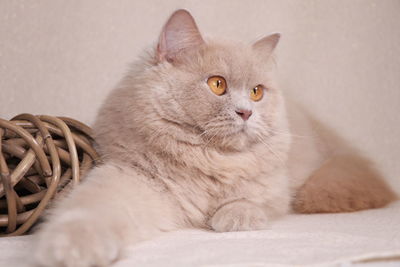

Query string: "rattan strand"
[[0, 114, 100, 236]]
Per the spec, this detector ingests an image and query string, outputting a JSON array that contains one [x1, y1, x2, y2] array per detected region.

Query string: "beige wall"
[[1, 0, 399, 193]]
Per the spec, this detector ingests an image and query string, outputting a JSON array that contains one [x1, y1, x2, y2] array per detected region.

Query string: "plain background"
[[1, 0, 399, 193]]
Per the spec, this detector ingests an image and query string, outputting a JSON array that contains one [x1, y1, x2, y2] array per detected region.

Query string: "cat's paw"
[[209, 200, 269, 232], [34, 219, 120, 267]]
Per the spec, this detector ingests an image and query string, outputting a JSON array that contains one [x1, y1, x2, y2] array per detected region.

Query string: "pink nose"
[[235, 109, 252, 121]]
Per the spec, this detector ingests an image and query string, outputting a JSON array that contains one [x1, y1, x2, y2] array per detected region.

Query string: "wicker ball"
[[0, 114, 100, 236]]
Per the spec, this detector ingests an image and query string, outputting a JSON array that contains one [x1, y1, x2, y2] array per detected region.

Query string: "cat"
[[33, 9, 396, 267]]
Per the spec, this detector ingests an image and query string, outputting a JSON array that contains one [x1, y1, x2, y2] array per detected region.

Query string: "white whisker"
[[256, 133, 285, 166], [268, 129, 314, 139]]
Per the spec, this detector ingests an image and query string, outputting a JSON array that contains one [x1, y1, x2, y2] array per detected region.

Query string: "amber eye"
[[207, 76, 227, 96], [250, 85, 264, 101]]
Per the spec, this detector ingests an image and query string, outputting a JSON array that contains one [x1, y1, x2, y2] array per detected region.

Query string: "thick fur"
[[293, 155, 397, 213], [33, 10, 395, 267]]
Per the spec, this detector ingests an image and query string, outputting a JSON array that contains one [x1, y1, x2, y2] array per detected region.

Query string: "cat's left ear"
[[157, 9, 205, 62], [252, 33, 281, 58]]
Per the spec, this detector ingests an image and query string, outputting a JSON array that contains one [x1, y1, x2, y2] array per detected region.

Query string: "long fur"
[[33, 10, 396, 267]]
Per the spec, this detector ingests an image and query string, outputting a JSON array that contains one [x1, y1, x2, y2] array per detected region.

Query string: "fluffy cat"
[[33, 9, 396, 267]]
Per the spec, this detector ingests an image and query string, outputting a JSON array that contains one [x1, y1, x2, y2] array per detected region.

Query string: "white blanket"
[[2, 201, 400, 267]]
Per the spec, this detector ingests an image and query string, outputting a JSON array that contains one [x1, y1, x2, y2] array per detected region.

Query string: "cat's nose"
[[235, 109, 252, 121]]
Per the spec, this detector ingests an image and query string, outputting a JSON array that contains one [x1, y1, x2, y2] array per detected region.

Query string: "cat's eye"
[[250, 85, 264, 101], [207, 76, 227, 96]]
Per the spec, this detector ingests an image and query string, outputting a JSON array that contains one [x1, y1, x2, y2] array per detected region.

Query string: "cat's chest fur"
[[149, 142, 288, 227]]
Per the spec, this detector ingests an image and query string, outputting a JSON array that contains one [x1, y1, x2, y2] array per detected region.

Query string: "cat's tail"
[[292, 154, 397, 213]]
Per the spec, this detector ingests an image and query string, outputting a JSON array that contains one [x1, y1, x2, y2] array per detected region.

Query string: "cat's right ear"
[[157, 9, 205, 62], [252, 33, 281, 59]]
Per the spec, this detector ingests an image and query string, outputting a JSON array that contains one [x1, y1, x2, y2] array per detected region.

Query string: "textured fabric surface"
[[2, 201, 399, 267]]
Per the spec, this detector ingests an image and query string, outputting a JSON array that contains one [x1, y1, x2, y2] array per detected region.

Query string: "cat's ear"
[[252, 33, 281, 58], [157, 9, 205, 62]]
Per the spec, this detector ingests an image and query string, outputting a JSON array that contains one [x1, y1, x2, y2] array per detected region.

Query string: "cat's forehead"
[[191, 42, 268, 86]]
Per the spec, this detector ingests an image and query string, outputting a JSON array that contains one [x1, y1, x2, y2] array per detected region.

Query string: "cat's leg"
[[209, 173, 291, 232], [292, 154, 397, 213], [34, 163, 182, 267]]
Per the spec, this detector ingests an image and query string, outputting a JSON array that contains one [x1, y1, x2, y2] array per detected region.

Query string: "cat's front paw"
[[209, 200, 269, 232], [34, 219, 120, 267]]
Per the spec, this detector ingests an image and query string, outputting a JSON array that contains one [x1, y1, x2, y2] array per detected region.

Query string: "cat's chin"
[[209, 130, 254, 151]]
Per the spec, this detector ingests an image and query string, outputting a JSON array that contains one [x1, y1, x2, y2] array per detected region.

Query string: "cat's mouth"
[[198, 117, 253, 146], [204, 124, 248, 139]]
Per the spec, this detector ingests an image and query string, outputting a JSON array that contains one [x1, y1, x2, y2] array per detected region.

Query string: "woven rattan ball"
[[0, 114, 100, 236]]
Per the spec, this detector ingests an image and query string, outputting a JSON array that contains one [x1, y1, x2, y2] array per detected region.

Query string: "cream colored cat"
[[33, 9, 396, 267]]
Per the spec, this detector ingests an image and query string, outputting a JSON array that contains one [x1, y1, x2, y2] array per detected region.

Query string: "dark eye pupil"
[[253, 87, 258, 94], [216, 80, 221, 88]]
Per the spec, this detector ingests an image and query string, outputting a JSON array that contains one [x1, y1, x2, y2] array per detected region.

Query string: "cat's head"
[[102, 10, 288, 152]]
